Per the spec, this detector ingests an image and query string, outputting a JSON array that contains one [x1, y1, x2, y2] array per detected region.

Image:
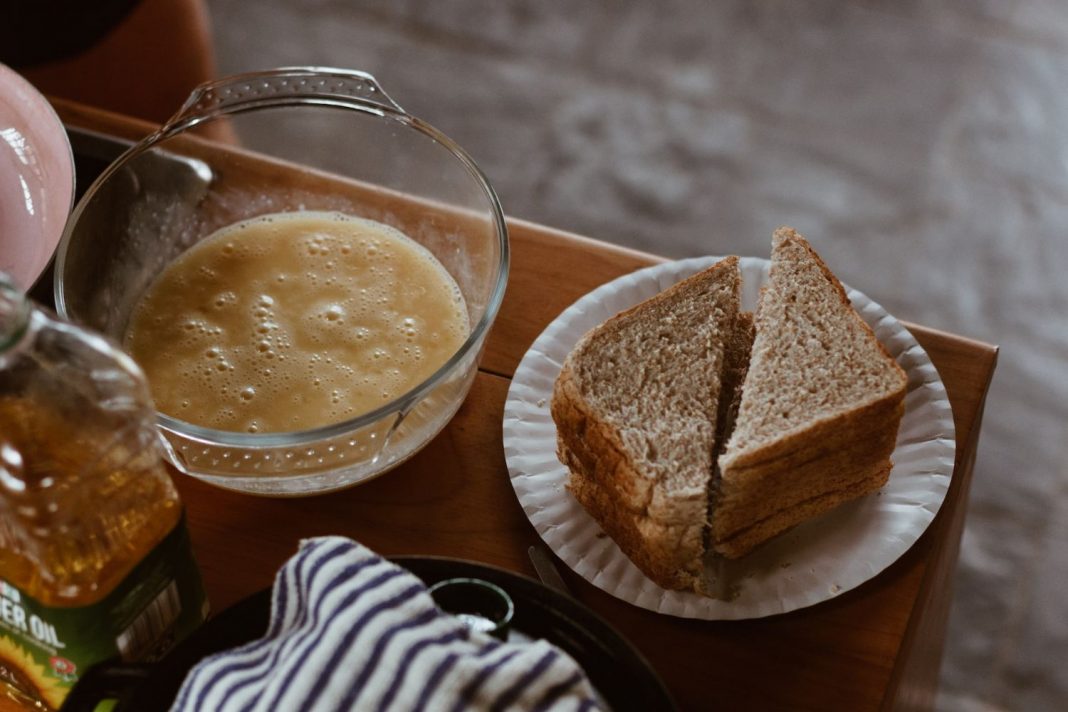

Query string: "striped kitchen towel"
[[171, 537, 601, 711]]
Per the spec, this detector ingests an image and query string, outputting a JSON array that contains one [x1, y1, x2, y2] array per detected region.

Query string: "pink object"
[[0, 63, 74, 290]]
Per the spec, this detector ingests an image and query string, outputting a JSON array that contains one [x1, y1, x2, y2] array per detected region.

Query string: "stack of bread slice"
[[552, 256, 748, 591], [551, 228, 907, 594]]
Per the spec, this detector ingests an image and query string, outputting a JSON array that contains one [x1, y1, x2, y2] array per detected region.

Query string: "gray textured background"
[[206, 2, 1068, 709]]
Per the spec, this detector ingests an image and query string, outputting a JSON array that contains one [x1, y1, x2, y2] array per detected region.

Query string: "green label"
[[0, 514, 208, 709]]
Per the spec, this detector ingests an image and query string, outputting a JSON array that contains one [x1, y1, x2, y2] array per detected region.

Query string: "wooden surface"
[[54, 99, 999, 711]]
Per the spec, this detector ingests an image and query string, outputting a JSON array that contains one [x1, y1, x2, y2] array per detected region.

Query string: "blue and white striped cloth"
[[172, 537, 601, 711]]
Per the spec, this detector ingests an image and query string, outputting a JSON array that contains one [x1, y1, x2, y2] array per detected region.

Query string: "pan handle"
[[59, 662, 153, 712]]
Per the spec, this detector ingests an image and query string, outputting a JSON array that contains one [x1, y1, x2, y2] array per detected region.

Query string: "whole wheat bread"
[[551, 228, 908, 591], [551, 257, 744, 591], [712, 228, 907, 559]]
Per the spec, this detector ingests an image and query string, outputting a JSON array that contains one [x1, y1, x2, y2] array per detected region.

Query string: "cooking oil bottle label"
[[0, 515, 208, 709]]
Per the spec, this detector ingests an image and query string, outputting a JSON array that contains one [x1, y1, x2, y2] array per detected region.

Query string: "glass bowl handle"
[[162, 67, 406, 133]]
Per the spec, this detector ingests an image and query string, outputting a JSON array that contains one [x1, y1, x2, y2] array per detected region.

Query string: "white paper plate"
[[503, 256, 956, 620]]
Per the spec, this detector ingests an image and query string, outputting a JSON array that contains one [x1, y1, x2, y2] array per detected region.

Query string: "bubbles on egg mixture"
[[124, 210, 470, 434]]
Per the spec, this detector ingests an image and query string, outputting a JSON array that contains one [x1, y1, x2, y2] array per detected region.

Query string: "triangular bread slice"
[[712, 228, 907, 559], [552, 257, 743, 591]]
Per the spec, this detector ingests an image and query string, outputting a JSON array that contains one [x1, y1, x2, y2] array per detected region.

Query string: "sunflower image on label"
[[0, 517, 208, 710]]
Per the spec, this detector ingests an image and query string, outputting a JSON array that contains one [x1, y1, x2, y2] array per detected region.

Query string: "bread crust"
[[713, 462, 892, 559], [560, 441, 703, 590], [713, 425, 897, 554]]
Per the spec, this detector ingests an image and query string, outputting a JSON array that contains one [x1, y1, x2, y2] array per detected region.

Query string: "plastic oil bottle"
[[0, 276, 208, 710]]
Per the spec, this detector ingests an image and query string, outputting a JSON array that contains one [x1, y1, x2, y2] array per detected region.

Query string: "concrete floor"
[[206, 2, 1068, 709]]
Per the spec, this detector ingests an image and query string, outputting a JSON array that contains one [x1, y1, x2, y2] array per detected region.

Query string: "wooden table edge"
[[884, 343, 998, 710]]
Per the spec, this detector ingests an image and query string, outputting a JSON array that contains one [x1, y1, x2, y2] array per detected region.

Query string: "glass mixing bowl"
[[54, 68, 508, 496]]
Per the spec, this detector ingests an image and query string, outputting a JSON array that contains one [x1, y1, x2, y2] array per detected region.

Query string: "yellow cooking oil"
[[0, 276, 207, 710]]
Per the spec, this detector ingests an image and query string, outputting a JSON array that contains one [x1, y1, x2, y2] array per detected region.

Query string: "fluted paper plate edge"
[[503, 256, 955, 620]]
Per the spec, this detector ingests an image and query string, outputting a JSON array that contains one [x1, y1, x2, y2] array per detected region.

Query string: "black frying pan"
[[61, 556, 676, 711]]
